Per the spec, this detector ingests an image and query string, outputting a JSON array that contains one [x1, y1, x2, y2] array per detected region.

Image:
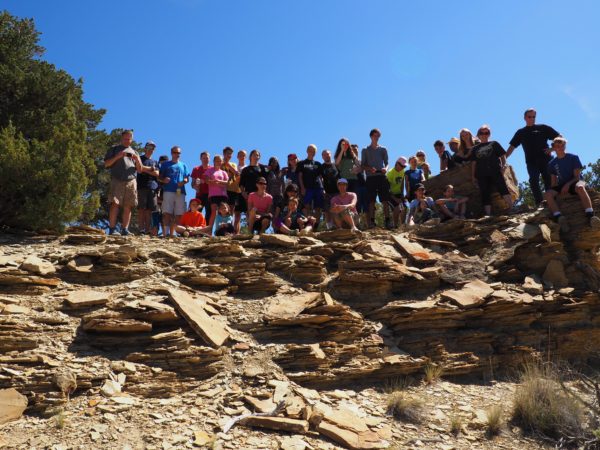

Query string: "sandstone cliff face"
[[1, 191, 599, 449]]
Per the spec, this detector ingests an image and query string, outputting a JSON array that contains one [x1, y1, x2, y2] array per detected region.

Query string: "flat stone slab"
[[440, 279, 494, 308]]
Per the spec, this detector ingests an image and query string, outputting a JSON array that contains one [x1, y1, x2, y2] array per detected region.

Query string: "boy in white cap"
[[329, 178, 360, 232]]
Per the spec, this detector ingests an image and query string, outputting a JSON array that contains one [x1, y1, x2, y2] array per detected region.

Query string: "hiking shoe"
[[108, 228, 120, 236], [121, 229, 131, 236], [557, 215, 570, 233], [590, 215, 600, 229]]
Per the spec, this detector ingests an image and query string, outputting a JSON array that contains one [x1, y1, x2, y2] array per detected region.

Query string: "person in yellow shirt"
[[386, 156, 407, 227]]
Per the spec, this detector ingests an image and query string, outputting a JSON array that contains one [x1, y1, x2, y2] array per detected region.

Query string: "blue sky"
[[5, 0, 600, 184]]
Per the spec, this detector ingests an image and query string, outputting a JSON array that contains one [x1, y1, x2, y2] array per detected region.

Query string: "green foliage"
[[0, 11, 106, 231], [583, 159, 600, 191], [517, 181, 537, 208]]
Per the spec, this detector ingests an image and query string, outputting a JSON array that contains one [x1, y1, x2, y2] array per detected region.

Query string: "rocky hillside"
[[1, 192, 600, 449]]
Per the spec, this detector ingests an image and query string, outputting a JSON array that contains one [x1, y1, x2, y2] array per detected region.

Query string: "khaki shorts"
[[109, 179, 137, 208]]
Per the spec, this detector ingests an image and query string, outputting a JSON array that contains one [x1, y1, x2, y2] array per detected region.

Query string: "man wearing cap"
[[159, 146, 190, 238], [104, 129, 143, 236], [387, 157, 407, 227], [434, 140, 456, 172], [330, 178, 360, 232], [137, 141, 160, 235], [247, 176, 273, 234], [361, 128, 392, 228], [406, 184, 438, 225], [506, 108, 560, 206]]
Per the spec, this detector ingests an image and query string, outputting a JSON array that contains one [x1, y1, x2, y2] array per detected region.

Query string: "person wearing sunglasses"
[[386, 156, 408, 227], [506, 108, 560, 207], [247, 177, 273, 234], [470, 125, 514, 216], [158, 146, 190, 237]]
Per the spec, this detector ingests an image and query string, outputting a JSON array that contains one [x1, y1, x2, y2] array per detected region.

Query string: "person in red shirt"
[[247, 177, 273, 234], [191, 151, 212, 218], [175, 198, 212, 237]]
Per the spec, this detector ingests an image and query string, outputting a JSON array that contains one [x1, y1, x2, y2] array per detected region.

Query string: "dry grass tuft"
[[386, 392, 425, 423], [423, 362, 443, 384], [512, 362, 584, 440], [449, 413, 463, 436], [485, 405, 503, 437]]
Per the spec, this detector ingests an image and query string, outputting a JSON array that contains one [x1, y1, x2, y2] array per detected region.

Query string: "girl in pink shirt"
[[205, 155, 229, 226]]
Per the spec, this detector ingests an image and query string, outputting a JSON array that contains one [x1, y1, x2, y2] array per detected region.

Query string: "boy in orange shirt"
[[176, 198, 212, 237]]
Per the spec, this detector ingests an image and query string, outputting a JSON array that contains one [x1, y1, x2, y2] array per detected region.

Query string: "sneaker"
[[108, 228, 120, 236], [351, 227, 362, 235], [182, 231, 190, 237], [121, 229, 130, 236], [557, 215, 570, 233], [590, 215, 600, 229]]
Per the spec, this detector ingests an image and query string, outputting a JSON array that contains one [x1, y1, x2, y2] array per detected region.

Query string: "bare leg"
[[545, 190, 559, 214], [163, 213, 173, 236], [342, 214, 357, 230], [576, 185, 593, 210], [260, 218, 270, 233], [122, 206, 132, 229], [208, 206, 218, 228], [333, 215, 343, 229], [438, 204, 455, 219], [234, 211, 242, 233], [137, 208, 146, 232], [109, 203, 120, 229], [247, 209, 256, 233], [171, 215, 181, 236]]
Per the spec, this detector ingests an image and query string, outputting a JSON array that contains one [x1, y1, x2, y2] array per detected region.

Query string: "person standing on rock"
[[506, 108, 560, 206], [297, 144, 324, 227], [386, 156, 408, 227], [283, 153, 300, 186], [545, 137, 600, 231], [361, 128, 392, 228], [205, 154, 229, 228], [434, 140, 456, 172], [159, 146, 190, 237], [222, 147, 242, 233], [470, 125, 514, 216], [321, 149, 339, 230], [191, 151, 212, 218], [136, 141, 160, 235], [103, 129, 143, 236]]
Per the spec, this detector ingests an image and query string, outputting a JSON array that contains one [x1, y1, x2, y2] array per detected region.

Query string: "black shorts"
[[388, 194, 405, 209], [138, 188, 158, 210], [547, 181, 581, 196], [210, 195, 229, 206], [365, 174, 391, 202], [238, 194, 248, 213], [252, 213, 272, 231], [476, 172, 509, 205], [227, 191, 239, 207]]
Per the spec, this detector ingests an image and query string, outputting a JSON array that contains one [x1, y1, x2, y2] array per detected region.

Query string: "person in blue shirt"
[[545, 137, 599, 231], [158, 146, 190, 237], [404, 156, 425, 201]]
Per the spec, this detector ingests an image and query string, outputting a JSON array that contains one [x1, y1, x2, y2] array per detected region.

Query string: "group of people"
[[103, 108, 599, 237]]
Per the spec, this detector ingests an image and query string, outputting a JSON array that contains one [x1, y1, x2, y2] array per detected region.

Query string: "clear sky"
[[5, 0, 600, 184]]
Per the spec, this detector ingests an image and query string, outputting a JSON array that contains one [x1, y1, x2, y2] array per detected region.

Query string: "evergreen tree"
[[0, 11, 106, 231]]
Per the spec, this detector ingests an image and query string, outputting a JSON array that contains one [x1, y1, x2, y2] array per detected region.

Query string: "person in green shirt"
[[386, 156, 408, 227]]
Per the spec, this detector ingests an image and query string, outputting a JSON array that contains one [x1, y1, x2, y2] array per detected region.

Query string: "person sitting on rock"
[[406, 184, 438, 225], [175, 198, 212, 237], [247, 177, 273, 234], [545, 137, 600, 231], [279, 197, 310, 236], [213, 202, 235, 236], [436, 184, 468, 220], [434, 140, 456, 172], [274, 183, 316, 234], [330, 178, 360, 232]]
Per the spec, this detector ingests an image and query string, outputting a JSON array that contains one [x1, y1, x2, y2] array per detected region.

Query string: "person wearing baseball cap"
[[329, 178, 360, 232], [283, 153, 300, 186], [386, 156, 408, 227], [247, 176, 273, 234], [137, 140, 160, 235], [405, 183, 439, 226]]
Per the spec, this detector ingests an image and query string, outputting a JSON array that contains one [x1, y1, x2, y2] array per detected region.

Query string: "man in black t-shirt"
[[137, 141, 160, 235], [320, 149, 339, 229], [297, 144, 324, 221], [506, 108, 560, 206], [239, 149, 267, 213]]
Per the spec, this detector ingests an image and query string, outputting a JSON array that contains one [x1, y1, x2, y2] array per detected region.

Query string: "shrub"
[[512, 362, 584, 440], [423, 362, 443, 384], [485, 405, 503, 437], [386, 392, 424, 423]]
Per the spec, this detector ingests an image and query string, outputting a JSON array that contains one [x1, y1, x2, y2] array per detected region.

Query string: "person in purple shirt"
[[545, 137, 599, 231]]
